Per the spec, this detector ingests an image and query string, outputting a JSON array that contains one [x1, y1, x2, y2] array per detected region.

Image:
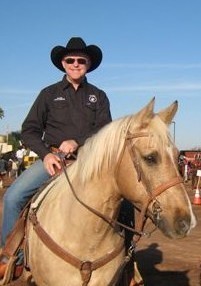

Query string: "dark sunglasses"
[[64, 58, 88, 65]]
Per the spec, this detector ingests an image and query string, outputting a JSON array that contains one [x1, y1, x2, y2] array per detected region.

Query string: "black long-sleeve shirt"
[[21, 76, 112, 159]]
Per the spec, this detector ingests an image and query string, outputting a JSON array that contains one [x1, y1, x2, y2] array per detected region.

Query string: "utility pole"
[[171, 121, 176, 143]]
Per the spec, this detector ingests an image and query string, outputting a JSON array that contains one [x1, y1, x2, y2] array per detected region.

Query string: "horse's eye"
[[143, 154, 157, 165]]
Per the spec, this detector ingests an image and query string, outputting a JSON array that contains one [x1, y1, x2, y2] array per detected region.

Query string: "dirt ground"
[[0, 177, 200, 286]]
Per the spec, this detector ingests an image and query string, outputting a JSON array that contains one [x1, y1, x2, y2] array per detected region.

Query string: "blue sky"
[[0, 0, 201, 150]]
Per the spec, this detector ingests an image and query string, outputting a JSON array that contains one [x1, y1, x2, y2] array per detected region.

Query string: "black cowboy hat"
[[51, 37, 102, 73]]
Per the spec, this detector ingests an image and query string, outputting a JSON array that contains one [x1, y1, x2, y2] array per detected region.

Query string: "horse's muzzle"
[[156, 213, 195, 239]]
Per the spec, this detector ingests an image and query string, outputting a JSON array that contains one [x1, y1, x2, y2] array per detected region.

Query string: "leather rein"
[[29, 131, 183, 285]]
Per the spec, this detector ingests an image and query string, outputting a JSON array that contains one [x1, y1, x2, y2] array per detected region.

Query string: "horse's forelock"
[[149, 114, 174, 153]]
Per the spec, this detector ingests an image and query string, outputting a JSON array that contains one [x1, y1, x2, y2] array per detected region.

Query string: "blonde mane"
[[68, 111, 173, 185], [69, 115, 134, 184]]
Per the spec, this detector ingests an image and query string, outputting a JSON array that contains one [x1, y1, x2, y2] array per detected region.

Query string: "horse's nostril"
[[176, 218, 190, 234]]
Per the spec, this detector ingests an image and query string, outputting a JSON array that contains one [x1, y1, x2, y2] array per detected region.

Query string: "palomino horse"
[[26, 98, 196, 286]]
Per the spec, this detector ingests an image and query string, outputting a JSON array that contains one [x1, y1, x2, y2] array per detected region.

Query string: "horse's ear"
[[136, 97, 155, 126], [157, 100, 178, 125]]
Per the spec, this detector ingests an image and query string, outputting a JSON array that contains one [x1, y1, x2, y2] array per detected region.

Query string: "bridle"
[[125, 131, 183, 243], [29, 131, 183, 286]]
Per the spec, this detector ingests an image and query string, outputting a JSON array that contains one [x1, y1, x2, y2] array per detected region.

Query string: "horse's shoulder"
[[31, 174, 59, 207]]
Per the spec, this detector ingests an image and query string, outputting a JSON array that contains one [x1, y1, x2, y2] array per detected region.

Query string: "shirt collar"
[[61, 75, 87, 90]]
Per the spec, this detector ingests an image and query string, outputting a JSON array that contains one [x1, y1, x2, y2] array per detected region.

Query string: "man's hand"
[[43, 153, 61, 176], [59, 140, 78, 154], [43, 140, 78, 176]]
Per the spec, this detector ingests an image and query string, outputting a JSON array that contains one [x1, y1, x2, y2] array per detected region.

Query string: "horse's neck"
[[72, 175, 120, 220], [57, 175, 122, 247]]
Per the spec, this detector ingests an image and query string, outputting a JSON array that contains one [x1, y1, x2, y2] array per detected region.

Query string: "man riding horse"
[[0, 36, 112, 280]]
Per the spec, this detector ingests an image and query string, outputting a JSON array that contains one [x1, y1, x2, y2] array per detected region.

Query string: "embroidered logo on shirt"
[[89, 95, 97, 103], [54, 97, 66, 101]]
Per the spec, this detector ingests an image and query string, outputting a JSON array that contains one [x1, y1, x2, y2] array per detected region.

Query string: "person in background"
[[16, 145, 26, 176], [0, 36, 112, 279], [0, 156, 7, 189]]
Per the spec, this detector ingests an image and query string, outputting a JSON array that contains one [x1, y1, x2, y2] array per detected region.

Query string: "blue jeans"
[[1, 159, 50, 247]]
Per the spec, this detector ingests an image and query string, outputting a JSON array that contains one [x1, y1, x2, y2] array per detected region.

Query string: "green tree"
[[8, 131, 22, 151], [0, 107, 4, 119]]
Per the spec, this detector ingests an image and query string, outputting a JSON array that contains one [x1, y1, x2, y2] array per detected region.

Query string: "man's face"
[[61, 53, 91, 82]]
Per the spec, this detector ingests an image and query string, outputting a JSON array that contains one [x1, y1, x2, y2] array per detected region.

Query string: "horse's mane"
[[68, 111, 172, 185], [70, 115, 133, 184]]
